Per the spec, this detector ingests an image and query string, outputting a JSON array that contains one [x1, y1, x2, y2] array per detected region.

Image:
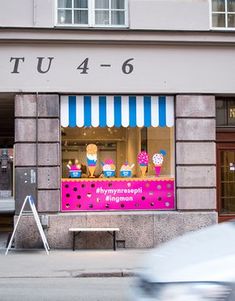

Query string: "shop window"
[[56, 0, 128, 27], [211, 0, 235, 29], [61, 127, 175, 178], [216, 98, 235, 126], [60, 95, 175, 212]]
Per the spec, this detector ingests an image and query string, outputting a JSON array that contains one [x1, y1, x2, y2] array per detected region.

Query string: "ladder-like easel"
[[5, 195, 50, 255]]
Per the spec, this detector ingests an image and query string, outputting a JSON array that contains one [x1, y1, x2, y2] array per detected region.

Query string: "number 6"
[[122, 58, 134, 74]]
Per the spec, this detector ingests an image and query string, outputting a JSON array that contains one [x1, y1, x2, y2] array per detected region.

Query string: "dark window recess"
[[216, 98, 235, 127]]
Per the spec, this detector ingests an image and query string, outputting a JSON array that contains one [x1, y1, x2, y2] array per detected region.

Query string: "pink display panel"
[[61, 178, 175, 211]]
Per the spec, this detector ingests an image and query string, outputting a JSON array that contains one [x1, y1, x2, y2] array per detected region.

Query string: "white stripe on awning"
[[136, 96, 144, 127], [60, 95, 69, 127], [76, 95, 84, 127], [151, 96, 159, 127], [91, 95, 99, 127], [106, 96, 114, 127]]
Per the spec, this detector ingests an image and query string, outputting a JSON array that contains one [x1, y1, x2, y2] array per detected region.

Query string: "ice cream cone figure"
[[137, 151, 149, 178], [152, 150, 166, 177], [88, 165, 96, 178], [154, 165, 162, 177], [140, 165, 147, 177], [86, 144, 98, 178]]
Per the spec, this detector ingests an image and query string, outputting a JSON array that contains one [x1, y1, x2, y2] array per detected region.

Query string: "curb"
[[0, 271, 136, 279], [72, 270, 136, 278]]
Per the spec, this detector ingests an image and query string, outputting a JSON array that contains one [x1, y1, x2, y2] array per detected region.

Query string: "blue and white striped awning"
[[60, 95, 174, 128]]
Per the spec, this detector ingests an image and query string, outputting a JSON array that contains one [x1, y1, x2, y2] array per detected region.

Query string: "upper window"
[[57, 0, 128, 27], [211, 0, 235, 29], [216, 98, 235, 126]]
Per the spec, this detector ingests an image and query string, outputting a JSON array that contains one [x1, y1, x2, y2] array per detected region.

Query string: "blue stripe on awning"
[[129, 96, 136, 127], [68, 95, 76, 127], [114, 96, 122, 127], [144, 96, 151, 127], [99, 96, 106, 127], [159, 96, 166, 127], [61, 95, 174, 128], [84, 96, 91, 127]]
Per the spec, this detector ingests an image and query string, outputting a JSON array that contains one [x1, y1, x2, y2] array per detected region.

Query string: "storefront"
[[60, 95, 175, 212], [1, 0, 227, 247]]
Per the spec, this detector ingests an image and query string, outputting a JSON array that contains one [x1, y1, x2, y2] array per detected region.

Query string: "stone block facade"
[[175, 95, 216, 210], [15, 94, 60, 213]]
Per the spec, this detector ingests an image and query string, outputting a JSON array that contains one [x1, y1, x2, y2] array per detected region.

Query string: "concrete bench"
[[69, 227, 120, 251]]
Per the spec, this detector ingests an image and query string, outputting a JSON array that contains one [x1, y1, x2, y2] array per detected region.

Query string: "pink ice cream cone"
[[138, 151, 149, 178], [152, 153, 164, 177], [154, 165, 161, 177]]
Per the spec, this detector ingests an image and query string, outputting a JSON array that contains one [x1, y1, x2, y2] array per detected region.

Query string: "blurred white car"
[[132, 221, 235, 301]]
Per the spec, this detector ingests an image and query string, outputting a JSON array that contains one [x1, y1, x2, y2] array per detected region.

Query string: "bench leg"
[[113, 231, 116, 251], [73, 232, 75, 251]]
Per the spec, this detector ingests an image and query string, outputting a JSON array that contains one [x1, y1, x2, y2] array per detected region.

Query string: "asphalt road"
[[0, 277, 135, 301]]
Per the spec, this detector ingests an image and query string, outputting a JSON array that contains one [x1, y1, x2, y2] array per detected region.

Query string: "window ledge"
[[55, 24, 129, 29]]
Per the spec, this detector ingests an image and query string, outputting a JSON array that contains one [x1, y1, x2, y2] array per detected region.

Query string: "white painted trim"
[[209, 0, 212, 29]]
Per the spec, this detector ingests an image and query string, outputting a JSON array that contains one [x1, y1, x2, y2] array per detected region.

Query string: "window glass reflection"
[[95, 11, 109, 24], [111, 0, 125, 9], [95, 0, 109, 9], [216, 100, 227, 126], [228, 0, 235, 12], [212, 13, 226, 27], [228, 100, 235, 125], [212, 0, 225, 12], [58, 10, 72, 24], [74, 0, 88, 8], [111, 11, 124, 25], [74, 10, 88, 24], [228, 13, 235, 27], [58, 0, 72, 8]]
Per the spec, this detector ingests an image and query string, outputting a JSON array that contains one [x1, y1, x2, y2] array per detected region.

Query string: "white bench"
[[69, 227, 120, 251]]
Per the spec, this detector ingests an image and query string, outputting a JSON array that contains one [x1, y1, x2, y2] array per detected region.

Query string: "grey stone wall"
[[15, 94, 60, 213], [175, 95, 216, 210], [14, 212, 217, 249]]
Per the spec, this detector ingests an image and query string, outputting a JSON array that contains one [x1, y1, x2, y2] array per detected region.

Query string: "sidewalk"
[[0, 233, 150, 279]]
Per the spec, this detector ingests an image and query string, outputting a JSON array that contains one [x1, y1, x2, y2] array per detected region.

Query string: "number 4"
[[77, 58, 89, 74]]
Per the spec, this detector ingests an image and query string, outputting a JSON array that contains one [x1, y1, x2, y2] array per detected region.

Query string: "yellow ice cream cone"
[[140, 165, 147, 177], [88, 166, 96, 178]]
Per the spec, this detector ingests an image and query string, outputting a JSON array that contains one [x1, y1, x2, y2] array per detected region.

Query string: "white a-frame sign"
[[5, 195, 50, 255]]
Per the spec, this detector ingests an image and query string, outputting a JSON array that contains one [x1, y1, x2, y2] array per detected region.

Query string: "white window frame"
[[210, 0, 235, 30], [55, 0, 128, 28]]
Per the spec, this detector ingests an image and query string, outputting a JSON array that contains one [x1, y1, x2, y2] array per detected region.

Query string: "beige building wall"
[[129, 0, 210, 30], [0, 0, 210, 30]]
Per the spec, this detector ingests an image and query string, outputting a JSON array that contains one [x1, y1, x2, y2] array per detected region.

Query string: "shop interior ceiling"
[[0, 93, 14, 148]]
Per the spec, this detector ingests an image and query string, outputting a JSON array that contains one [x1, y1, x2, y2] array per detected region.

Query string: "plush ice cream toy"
[[86, 144, 98, 177], [152, 150, 166, 177], [137, 151, 149, 177], [67, 159, 82, 178], [120, 162, 134, 177], [102, 159, 116, 177]]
